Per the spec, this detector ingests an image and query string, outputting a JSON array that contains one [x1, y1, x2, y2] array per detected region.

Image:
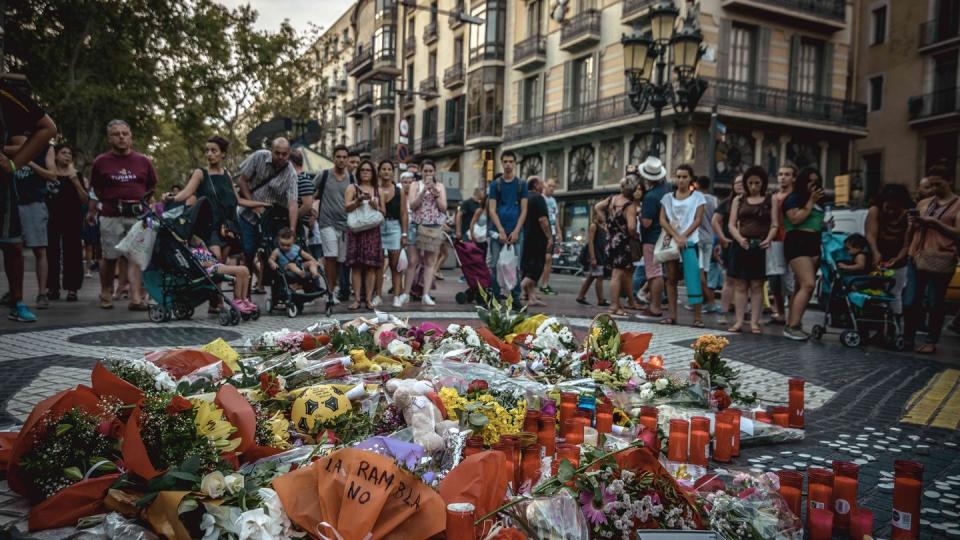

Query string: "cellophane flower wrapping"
[[696, 470, 802, 540], [518, 491, 590, 540]]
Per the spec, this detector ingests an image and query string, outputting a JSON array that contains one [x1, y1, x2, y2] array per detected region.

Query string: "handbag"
[[653, 230, 681, 264], [347, 200, 384, 232], [914, 250, 958, 274], [471, 221, 488, 243], [629, 238, 643, 263]]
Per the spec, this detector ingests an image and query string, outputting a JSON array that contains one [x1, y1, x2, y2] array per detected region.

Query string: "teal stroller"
[[810, 231, 904, 349]]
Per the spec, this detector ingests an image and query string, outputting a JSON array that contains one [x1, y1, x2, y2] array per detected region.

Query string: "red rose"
[[713, 389, 732, 410], [301, 335, 318, 351], [166, 395, 193, 414], [467, 379, 489, 394], [259, 373, 281, 397]]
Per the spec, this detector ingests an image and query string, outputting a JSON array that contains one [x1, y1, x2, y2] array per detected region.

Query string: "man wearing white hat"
[[637, 156, 669, 318]]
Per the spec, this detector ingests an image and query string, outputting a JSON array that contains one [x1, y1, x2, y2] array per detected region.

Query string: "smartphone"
[[906, 209, 919, 218]]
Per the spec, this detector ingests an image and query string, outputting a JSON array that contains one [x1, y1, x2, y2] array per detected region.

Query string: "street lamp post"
[[621, 0, 707, 160]]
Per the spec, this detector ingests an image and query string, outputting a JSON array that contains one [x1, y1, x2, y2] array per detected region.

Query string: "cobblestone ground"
[[0, 275, 958, 537]]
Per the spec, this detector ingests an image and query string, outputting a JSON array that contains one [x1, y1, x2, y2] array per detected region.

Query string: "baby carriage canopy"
[[160, 197, 216, 244]]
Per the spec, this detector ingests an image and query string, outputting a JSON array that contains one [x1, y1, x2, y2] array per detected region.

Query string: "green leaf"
[[55, 423, 73, 437], [136, 492, 160, 508], [63, 466, 83, 481], [468, 413, 489, 427], [180, 454, 203, 474], [167, 470, 201, 483], [556, 459, 576, 483]]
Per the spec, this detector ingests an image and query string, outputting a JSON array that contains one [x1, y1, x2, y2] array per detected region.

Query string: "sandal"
[[727, 325, 743, 333], [348, 302, 361, 310], [692, 320, 705, 328], [576, 298, 590, 305], [659, 318, 676, 325], [751, 325, 763, 335], [598, 300, 610, 307], [607, 309, 628, 318], [99, 296, 114, 310], [916, 343, 937, 354]]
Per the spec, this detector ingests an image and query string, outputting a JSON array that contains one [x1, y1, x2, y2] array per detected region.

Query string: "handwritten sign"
[[834, 175, 849, 207]]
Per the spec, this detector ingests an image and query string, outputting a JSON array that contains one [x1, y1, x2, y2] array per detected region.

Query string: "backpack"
[[315, 168, 356, 205]]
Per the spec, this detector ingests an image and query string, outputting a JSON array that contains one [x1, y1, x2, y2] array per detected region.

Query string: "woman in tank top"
[[375, 161, 406, 306], [865, 183, 913, 317]]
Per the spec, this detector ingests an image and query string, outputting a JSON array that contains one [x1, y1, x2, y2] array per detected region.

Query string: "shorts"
[[728, 242, 767, 281], [319, 226, 347, 262], [784, 230, 821, 262], [0, 180, 21, 242], [81, 221, 100, 246], [697, 240, 713, 272], [381, 219, 401, 251], [766, 240, 786, 276], [522, 247, 546, 282], [642, 243, 664, 279], [239, 218, 258, 257], [18, 202, 48, 248], [407, 223, 418, 245], [99, 216, 138, 260]]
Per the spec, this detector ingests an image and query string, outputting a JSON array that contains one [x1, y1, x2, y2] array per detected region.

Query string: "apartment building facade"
[[501, 0, 867, 234], [313, 8, 356, 156], [853, 0, 959, 195]]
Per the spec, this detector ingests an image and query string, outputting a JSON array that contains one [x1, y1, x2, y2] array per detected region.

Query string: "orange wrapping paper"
[[439, 451, 509, 535], [28, 474, 121, 531], [477, 327, 520, 364], [145, 349, 232, 379], [614, 447, 703, 529], [621, 332, 653, 359], [91, 361, 144, 405], [121, 404, 163, 481], [272, 448, 446, 540], [214, 384, 256, 453]]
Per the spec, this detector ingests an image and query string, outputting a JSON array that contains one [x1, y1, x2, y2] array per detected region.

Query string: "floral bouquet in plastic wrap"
[[696, 471, 802, 540]]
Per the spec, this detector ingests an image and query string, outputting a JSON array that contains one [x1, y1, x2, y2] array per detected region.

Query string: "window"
[[572, 55, 595, 106], [374, 26, 395, 58], [521, 75, 541, 121], [444, 96, 465, 143], [454, 37, 464, 65], [422, 106, 439, 138], [469, 0, 506, 62], [429, 52, 437, 77], [577, 0, 596, 13], [407, 18, 416, 39], [405, 114, 415, 144], [730, 24, 757, 84], [861, 153, 882, 194], [871, 5, 887, 45], [868, 75, 883, 111], [796, 39, 823, 94], [526, 0, 542, 38], [406, 64, 415, 94], [466, 66, 504, 137]]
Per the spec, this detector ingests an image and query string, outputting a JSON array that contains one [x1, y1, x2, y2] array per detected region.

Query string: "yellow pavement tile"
[[902, 369, 960, 427]]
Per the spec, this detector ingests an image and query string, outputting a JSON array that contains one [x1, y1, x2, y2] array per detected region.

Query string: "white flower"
[[256, 488, 302, 538], [639, 382, 653, 391], [224, 473, 245, 495], [465, 329, 481, 347], [639, 389, 654, 401], [200, 513, 219, 540], [654, 378, 669, 391], [200, 471, 227, 499], [236, 508, 282, 540], [447, 323, 461, 333], [387, 340, 413, 358]]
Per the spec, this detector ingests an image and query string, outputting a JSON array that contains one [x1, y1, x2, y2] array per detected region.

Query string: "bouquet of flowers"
[[439, 384, 526, 445], [477, 289, 528, 339], [522, 317, 583, 383], [434, 323, 502, 366], [697, 472, 802, 539], [691, 335, 757, 407], [104, 358, 177, 394]]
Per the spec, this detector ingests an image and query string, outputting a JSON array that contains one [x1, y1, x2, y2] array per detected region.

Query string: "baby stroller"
[[452, 238, 492, 304], [810, 231, 904, 350], [142, 197, 256, 326], [257, 210, 334, 318]]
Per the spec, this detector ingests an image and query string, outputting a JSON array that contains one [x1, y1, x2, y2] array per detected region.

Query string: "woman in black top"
[[865, 184, 913, 317], [375, 161, 407, 304], [46, 144, 88, 301]]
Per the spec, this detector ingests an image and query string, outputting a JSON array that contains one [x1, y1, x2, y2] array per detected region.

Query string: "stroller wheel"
[[184, 306, 194, 319], [148, 304, 165, 323], [161, 308, 172, 322], [230, 309, 241, 326], [840, 330, 862, 348], [287, 303, 300, 318], [455, 292, 466, 305], [810, 325, 825, 340], [218, 309, 232, 326], [465, 289, 476, 303], [892, 335, 906, 351], [250, 308, 261, 320]]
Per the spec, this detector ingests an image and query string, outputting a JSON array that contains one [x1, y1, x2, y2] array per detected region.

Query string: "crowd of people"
[[2, 79, 958, 353]]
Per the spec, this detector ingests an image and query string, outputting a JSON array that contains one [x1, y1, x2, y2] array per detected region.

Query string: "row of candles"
[[776, 459, 923, 539]]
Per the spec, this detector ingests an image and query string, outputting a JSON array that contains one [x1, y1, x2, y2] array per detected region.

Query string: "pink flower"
[[378, 330, 398, 348], [579, 489, 615, 525]]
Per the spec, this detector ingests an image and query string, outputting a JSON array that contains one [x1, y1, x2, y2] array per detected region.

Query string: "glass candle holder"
[[807, 467, 835, 530], [776, 470, 803, 519], [754, 410, 773, 424], [809, 508, 834, 540], [772, 406, 789, 427], [538, 416, 556, 458], [891, 460, 923, 539], [726, 408, 742, 456], [523, 410, 541, 433], [667, 419, 689, 462], [595, 402, 613, 434], [831, 461, 860, 531], [446, 502, 477, 540], [500, 435, 521, 488], [688, 416, 711, 467], [559, 393, 577, 436], [564, 419, 584, 445], [850, 507, 874, 540], [639, 406, 658, 432], [788, 378, 805, 428], [520, 443, 542, 489], [491, 442, 515, 489], [713, 413, 733, 463]]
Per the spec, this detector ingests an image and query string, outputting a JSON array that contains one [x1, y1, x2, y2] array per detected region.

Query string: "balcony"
[[404, 36, 416, 58], [513, 35, 546, 72], [706, 78, 867, 128], [469, 43, 506, 64], [356, 91, 374, 112], [349, 140, 373, 156], [423, 21, 439, 45], [908, 88, 960, 127], [559, 10, 601, 52], [336, 114, 346, 129], [337, 79, 348, 93], [402, 91, 415, 109], [466, 113, 502, 145], [621, 0, 656, 25], [365, 48, 401, 82], [919, 18, 960, 54], [326, 86, 339, 99], [504, 94, 632, 143], [444, 126, 464, 146], [346, 100, 361, 118], [419, 76, 439, 97], [346, 47, 373, 77], [444, 63, 465, 89], [373, 94, 396, 114], [420, 132, 439, 152], [720, 0, 845, 33], [375, 5, 397, 25], [448, 5, 465, 29]]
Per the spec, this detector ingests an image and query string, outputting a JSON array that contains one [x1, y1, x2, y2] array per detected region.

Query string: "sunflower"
[[192, 400, 241, 453]]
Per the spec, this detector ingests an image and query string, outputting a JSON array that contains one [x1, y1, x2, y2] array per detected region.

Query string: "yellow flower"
[[439, 387, 466, 421], [266, 412, 291, 449], [512, 314, 549, 335], [192, 400, 240, 454]]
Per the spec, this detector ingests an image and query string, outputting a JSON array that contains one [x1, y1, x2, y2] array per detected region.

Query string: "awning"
[[296, 146, 333, 175]]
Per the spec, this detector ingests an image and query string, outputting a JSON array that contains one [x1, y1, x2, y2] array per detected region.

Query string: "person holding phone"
[[396, 160, 446, 307], [781, 167, 826, 340], [727, 166, 779, 334]]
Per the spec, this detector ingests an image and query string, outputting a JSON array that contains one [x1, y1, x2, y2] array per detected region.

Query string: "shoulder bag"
[[346, 185, 384, 232]]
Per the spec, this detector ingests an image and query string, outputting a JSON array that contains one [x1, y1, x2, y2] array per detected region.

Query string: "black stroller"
[[142, 197, 258, 326], [255, 209, 334, 318]]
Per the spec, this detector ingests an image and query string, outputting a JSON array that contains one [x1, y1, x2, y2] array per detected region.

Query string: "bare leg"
[[33, 247, 47, 295], [749, 279, 764, 330], [541, 252, 553, 289], [664, 262, 679, 321], [127, 260, 143, 305], [1, 244, 25, 303], [115, 257, 128, 298], [388, 250, 401, 298], [700, 270, 715, 307], [595, 277, 605, 303], [609, 269, 623, 313], [648, 276, 664, 316], [363, 266, 376, 304], [99, 258, 117, 303], [623, 270, 639, 308], [576, 275, 594, 300], [720, 274, 734, 313], [324, 257, 339, 294], [403, 247, 421, 295], [420, 250, 438, 298], [731, 278, 747, 331], [788, 257, 817, 328], [350, 266, 363, 307]]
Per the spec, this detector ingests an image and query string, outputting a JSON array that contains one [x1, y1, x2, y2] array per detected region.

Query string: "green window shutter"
[[820, 42, 834, 97], [717, 19, 732, 79], [563, 60, 572, 109], [757, 27, 771, 86], [788, 34, 801, 92], [592, 50, 601, 103]]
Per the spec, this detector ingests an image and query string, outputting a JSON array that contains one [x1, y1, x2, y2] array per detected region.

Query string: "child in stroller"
[[265, 227, 333, 317], [267, 228, 324, 289], [836, 234, 869, 277], [189, 235, 256, 314]]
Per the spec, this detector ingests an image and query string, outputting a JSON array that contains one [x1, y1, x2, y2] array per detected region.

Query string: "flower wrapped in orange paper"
[[439, 451, 510, 538], [272, 447, 446, 540]]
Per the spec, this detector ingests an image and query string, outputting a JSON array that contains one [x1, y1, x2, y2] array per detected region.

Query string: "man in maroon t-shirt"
[[87, 119, 157, 310]]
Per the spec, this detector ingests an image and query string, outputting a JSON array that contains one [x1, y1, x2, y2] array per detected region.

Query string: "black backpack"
[[315, 168, 356, 204]]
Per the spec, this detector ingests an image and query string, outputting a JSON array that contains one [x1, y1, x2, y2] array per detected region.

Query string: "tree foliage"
[[6, 0, 328, 189]]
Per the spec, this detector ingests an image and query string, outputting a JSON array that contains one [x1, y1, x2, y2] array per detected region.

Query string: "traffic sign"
[[399, 136, 409, 145], [397, 143, 409, 163], [399, 119, 409, 137]]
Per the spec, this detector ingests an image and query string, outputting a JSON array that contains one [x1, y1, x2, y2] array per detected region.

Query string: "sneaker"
[[576, 298, 590, 305], [539, 286, 558, 296], [717, 316, 729, 325], [331, 295, 341, 305], [85, 270, 93, 278], [458, 276, 466, 284], [683, 304, 695, 311], [783, 326, 809, 341], [36, 294, 50, 310], [47, 291, 60, 301], [66, 291, 78, 302], [393, 294, 405, 308], [9, 303, 36, 322], [422, 294, 436, 306], [371, 295, 382, 307]]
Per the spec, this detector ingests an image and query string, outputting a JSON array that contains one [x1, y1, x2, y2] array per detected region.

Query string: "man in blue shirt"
[[486, 151, 527, 302], [638, 156, 669, 318]]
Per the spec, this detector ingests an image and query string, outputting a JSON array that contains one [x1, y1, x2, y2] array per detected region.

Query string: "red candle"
[[523, 410, 541, 432], [688, 416, 710, 467], [727, 408, 742, 456], [832, 461, 860, 532], [850, 507, 874, 540], [639, 406, 658, 433], [776, 470, 803, 519], [772, 406, 789, 427], [807, 468, 835, 530], [595, 402, 613, 434], [538, 417, 556, 458], [667, 419, 689, 462], [552, 443, 580, 479], [788, 378, 805, 428], [445, 502, 477, 540], [520, 443, 542, 489], [491, 443, 514, 490], [809, 508, 834, 540], [499, 435, 521, 489], [564, 419, 584, 445], [713, 413, 733, 462], [559, 393, 577, 437], [891, 460, 923, 539], [463, 436, 484, 458], [754, 410, 773, 424]]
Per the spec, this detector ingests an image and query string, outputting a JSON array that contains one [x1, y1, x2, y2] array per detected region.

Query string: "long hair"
[[356, 159, 377, 185], [871, 183, 915, 211], [741, 165, 769, 196], [792, 167, 823, 207]]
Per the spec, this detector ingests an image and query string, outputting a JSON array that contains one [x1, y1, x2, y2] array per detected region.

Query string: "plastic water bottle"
[[824, 204, 834, 231]]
